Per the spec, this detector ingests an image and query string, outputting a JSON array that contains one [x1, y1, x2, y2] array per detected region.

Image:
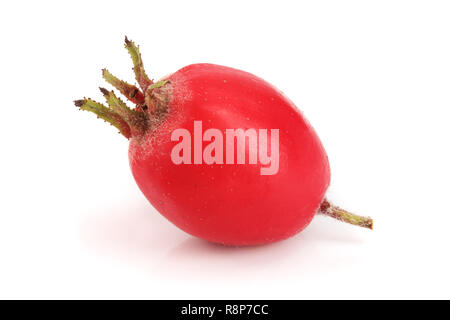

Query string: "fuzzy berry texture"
[[75, 37, 372, 246]]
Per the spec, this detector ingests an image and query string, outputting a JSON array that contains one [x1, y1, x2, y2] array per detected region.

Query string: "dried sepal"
[[100, 88, 148, 135], [124, 36, 153, 91], [149, 79, 169, 90], [74, 98, 131, 138], [102, 69, 144, 104]]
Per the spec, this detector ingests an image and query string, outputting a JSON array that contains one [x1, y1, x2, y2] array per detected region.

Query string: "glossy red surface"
[[129, 64, 330, 245]]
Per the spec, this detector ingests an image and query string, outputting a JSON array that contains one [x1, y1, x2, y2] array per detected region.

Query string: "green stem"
[[319, 198, 373, 230]]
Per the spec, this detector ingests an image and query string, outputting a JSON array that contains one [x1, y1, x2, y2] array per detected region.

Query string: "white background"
[[0, 0, 449, 299]]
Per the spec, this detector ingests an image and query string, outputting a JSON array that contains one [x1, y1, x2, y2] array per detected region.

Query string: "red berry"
[[75, 38, 373, 246]]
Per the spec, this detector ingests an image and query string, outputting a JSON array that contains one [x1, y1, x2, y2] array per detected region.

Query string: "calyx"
[[74, 37, 170, 139]]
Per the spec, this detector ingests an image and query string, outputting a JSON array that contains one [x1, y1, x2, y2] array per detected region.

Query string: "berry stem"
[[319, 198, 373, 230]]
